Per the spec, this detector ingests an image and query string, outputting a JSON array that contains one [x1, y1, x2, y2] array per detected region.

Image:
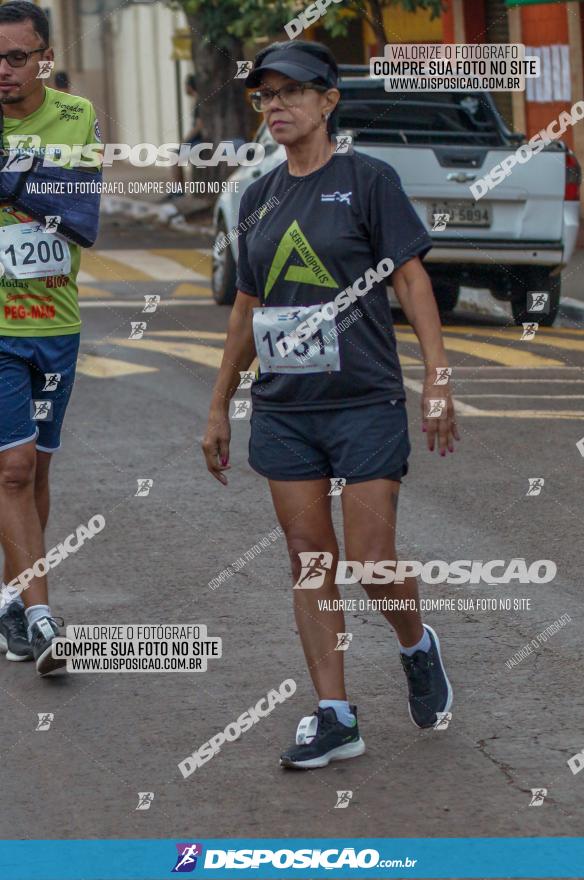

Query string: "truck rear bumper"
[[426, 242, 564, 266]]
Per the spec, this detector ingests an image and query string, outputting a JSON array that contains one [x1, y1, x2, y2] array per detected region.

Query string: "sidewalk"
[[102, 161, 215, 235]]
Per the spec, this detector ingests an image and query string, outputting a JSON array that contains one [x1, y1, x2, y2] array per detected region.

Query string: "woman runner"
[[203, 40, 459, 769]]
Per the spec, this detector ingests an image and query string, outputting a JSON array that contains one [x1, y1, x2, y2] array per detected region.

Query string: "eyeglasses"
[[0, 47, 47, 69], [250, 82, 328, 112]]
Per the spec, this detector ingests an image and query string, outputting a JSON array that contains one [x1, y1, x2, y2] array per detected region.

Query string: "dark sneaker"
[[280, 705, 365, 769], [30, 616, 66, 676], [400, 624, 453, 729], [0, 602, 33, 661]]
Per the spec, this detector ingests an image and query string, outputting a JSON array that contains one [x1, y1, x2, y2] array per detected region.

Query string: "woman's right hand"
[[201, 411, 232, 485]]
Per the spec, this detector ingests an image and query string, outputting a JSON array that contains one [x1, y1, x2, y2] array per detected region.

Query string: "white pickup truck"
[[212, 66, 581, 326]]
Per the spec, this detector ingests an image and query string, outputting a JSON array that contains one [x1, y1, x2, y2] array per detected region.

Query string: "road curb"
[[456, 288, 584, 327]]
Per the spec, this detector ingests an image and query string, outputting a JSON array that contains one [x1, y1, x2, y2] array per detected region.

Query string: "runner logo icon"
[[294, 552, 333, 589], [36, 60, 54, 79], [335, 790, 353, 808], [6, 134, 41, 152], [32, 400, 53, 421], [521, 322, 538, 341], [321, 191, 352, 205], [44, 215, 61, 233], [135, 792, 154, 811], [433, 367, 452, 386], [433, 711, 452, 730], [43, 373, 61, 391], [529, 788, 547, 806], [36, 712, 54, 731], [333, 134, 353, 154], [142, 294, 160, 313], [426, 399, 446, 418], [238, 371, 255, 389], [431, 212, 450, 231], [328, 477, 346, 496], [528, 291, 549, 313], [129, 321, 147, 340], [172, 843, 203, 873], [231, 400, 251, 420], [2, 151, 34, 173], [335, 632, 353, 651], [526, 478, 544, 496], [235, 60, 252, 78]]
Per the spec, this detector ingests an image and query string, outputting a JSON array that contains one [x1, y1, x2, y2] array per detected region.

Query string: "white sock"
[[399, 625, 431, 656], [25, 604, 52, 639], [318, 699, 356, 727], [0, 582, 24, 616]]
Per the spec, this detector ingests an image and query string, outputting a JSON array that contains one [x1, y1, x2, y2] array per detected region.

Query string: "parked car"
[[212, 66, 581, 325]]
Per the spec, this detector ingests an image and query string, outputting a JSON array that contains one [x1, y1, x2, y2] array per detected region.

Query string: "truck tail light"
[[565, 151, 581, 201]]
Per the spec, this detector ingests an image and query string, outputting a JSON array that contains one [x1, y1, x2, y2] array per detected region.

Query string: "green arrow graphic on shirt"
[[264, 220, 338, 298]]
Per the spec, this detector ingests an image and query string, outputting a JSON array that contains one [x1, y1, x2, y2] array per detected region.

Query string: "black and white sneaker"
[[0, 602, 33, 661], [400, 624, 453, 729], [280, 706, 365, 769], [30, 616, 66, 676]]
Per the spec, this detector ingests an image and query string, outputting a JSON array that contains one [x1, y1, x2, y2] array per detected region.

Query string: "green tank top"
[[0, 87, 100, 337]]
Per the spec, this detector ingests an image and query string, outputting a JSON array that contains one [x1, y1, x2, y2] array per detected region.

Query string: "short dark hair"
[[185, 74, 197, 91], [253, 40, 340, 136], [0, 1, 50, 46]]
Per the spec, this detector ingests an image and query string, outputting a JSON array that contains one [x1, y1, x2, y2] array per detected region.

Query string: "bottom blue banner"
[[1, 838, 583, 880]]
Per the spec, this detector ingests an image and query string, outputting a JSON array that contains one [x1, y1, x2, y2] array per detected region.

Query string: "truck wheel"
[[433, 282, 459, 316], [511, 270, 560, 327], [212, 218, 237, 306]]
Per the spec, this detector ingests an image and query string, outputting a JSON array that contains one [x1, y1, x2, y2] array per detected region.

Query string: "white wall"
[[37, 0, 192, 151], [110, 2, 190, 146], [41, 0, 65, 59]]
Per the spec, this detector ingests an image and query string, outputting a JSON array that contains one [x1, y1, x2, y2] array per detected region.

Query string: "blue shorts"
[[0, 334, 80, 453], [249, 399, 410, 483]]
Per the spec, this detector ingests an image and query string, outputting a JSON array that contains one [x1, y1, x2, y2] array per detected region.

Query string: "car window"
[[337, 84, 508, 146]]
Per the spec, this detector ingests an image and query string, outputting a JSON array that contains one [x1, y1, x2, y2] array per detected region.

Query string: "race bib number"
[[0, 221, 71, 280], [253, 305, 340, 374]]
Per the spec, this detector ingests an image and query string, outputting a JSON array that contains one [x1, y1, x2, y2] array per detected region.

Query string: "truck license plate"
[[428, 201, 492, 228]]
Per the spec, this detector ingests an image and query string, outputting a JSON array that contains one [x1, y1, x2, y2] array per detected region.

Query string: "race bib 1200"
[[0, 221, 71, 280]]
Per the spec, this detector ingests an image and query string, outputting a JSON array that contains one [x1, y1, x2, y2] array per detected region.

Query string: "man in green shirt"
[[0, 2, 101, 675]]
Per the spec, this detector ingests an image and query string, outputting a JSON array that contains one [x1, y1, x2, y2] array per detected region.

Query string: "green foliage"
[[324, 0, 444, 36], [170, 0, 444, 46], [229, 0, 299, 41], [387, 0, 443, 19], [167, 0, 292, 47]]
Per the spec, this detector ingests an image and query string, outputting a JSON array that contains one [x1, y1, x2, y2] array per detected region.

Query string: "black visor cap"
[[245, 48, 337, 89]]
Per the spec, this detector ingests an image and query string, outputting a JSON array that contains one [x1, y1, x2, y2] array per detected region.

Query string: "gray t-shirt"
[[236, 150, 432, 411]]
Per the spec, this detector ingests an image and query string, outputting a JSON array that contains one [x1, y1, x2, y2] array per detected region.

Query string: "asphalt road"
[[1, 215, 583, 859]]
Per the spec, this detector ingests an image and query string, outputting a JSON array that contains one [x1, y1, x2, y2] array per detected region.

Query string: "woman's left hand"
[[421, 373, 460, 455]]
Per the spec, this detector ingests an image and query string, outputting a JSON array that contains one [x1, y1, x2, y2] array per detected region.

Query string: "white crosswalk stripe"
[[79, 248, 212, 286], [94, 249, 207, 281]]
